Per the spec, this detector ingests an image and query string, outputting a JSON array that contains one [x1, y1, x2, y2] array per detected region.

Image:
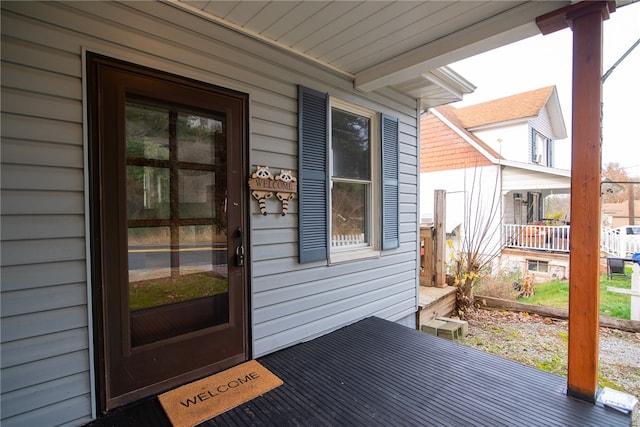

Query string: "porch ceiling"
[[175, 1, 571, 108]]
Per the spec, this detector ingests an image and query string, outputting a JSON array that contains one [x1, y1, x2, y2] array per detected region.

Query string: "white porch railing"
[[503, 224, 640, 256], [503, 224, 571, 252], [601, 227, 640, 257]]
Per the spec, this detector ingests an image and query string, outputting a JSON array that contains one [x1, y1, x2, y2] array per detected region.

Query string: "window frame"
[[527, 259, 549, 273], [531, 128, 553, 167], [329, 98, 381, 263]]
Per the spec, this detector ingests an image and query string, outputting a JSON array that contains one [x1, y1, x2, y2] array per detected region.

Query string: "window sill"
[[330, 247, 380, 264]]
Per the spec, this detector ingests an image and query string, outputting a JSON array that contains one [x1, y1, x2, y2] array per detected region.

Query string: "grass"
[[129, 272, 228, 310], [518, 274, 632, 319]]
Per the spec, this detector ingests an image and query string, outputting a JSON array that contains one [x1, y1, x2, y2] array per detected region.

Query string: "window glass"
[[330, 104, 375, 252], [331, 108, 370, 180], [527, 260, 549, 273], [331, 181, 367, 247]]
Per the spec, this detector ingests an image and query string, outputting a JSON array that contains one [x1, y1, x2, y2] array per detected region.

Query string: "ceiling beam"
[[536, 1, 615, 35], [354, 1, 569, 93]]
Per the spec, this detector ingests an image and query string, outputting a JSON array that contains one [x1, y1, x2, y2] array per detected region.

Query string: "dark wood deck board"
[[86, 317, 629, 427]]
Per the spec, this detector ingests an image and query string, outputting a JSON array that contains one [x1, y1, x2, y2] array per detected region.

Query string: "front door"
[[88, 54, 248, 410]]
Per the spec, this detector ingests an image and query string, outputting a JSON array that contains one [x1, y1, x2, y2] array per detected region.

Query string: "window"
[[298, 86, 399, 263], [531, 128, 554, 167], [330, 101, 378, 257], [527, 259, 549, 273]]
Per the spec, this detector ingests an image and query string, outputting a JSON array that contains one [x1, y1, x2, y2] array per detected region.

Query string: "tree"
[[449, 166, 506, 318], [602, 162, 639, 225], [602, 162, 630, 203]]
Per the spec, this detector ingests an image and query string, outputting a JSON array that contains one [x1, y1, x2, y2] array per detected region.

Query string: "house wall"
[[530, 104, 555, 140], [500, 249, 570, 281], [472, 122, 528, 162], [419, 166, 501, 258], [471, 105, 560, 167], [0, 2, 420, 425], [420, 112, 492, 173]]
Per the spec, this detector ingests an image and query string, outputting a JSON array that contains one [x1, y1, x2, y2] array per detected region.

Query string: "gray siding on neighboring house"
[[0, 2, 419, 425], [529, 105, 554, 139]]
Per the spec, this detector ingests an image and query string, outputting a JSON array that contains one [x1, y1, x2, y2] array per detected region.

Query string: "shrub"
[[475, 269, 522, 300]]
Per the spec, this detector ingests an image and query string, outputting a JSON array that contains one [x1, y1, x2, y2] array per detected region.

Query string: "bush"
[[475, 269, 522, 300]]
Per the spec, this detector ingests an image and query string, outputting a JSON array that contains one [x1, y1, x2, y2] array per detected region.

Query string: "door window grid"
[[125, 101, 229, 346]]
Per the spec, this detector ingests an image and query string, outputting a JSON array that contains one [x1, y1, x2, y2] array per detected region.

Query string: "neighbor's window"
[[527, 259, 549, 273], [330, 100, 378, 256], [531, 128, 553, 167]]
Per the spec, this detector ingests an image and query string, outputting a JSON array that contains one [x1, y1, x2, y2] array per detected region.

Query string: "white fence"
[[332, 233, 366, 247], [503, 224, 640, 257]]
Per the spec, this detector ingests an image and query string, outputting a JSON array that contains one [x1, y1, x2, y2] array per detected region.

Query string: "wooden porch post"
[[566, 2, 611, 403], [536, 1, 613, 402]]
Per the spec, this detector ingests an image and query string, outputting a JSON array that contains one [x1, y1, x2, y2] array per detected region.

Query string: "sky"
[[448, 2, 640, 176]]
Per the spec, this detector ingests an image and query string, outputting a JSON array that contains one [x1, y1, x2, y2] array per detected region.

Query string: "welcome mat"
[[158, 360, 283, 427]]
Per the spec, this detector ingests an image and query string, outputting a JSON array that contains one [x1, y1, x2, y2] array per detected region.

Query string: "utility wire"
[[602, 37, 640, 83]]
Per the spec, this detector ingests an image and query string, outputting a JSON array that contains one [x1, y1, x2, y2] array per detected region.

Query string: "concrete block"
[[421, 319, 447, 336], [436, 322, 461, 340], [436, 317, 469, 337]]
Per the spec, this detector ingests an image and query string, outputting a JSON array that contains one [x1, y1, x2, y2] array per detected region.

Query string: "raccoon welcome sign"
[[248, 166, 297, 216]]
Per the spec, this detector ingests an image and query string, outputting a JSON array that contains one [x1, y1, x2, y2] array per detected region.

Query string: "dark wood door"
[[88, 55, 248, 410]]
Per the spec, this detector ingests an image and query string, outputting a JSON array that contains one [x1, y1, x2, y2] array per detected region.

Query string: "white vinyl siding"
[[1, 2, 420, 425]]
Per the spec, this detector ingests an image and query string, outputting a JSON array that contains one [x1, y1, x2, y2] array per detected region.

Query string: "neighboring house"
[[603, 200, 640, 228], [0, 1, 619, 425], [420, 86, 573, 281]]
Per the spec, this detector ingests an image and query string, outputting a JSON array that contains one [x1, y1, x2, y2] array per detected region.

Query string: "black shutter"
[[298, 85, 329, 263], [530, 127, 537, 163], [381, 114, 399, 250]]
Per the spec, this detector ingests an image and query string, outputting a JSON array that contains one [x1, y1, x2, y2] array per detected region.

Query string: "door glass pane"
[[126, 103, 169, 160], [179, 225, 227, 277], [126, 103, 229, 348], [177, 113, 221, 164], [128, 227, 171, 310], [331, 181, 368, 248], [179, 170, 215, 218], [127, 166, 170, 220]]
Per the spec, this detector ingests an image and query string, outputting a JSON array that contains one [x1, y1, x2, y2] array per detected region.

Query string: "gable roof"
[[434, 105, 503, 160], [454, 86, 556, 128]]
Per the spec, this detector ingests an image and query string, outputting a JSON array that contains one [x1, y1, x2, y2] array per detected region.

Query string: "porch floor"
[[85, 317, 629, 426]]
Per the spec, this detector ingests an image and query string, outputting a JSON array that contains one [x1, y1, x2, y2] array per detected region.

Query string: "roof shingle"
[[454, 86, 555, 128]]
